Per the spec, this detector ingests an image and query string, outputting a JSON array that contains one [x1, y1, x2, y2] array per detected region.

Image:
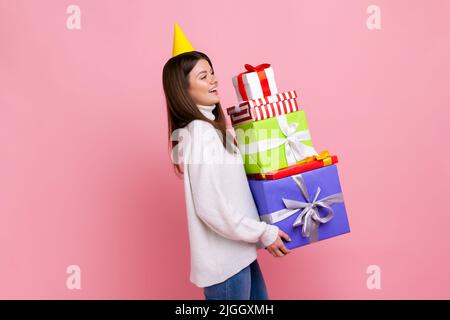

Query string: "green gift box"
[[233, 110, 319, 174]]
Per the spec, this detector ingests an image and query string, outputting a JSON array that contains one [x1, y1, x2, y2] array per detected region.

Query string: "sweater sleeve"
[[186, 121, 279, 248]]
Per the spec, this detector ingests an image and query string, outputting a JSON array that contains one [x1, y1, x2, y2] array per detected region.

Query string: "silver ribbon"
[[259, 174, 344, 243], [238, 114, 318, 166]]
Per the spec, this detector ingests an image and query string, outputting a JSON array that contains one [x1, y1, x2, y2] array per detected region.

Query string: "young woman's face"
[[187, 59, 220, 106]]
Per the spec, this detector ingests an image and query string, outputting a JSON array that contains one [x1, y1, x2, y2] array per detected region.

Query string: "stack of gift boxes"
[[227, 63, 350, 250]]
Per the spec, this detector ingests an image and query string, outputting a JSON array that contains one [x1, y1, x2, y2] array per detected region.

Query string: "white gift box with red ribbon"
[[227, 90, 300, 126], [232, 63, 278, 102]]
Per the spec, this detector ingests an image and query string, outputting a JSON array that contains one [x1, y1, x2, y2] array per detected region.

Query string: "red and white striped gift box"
[[227, 96, 300, 126], [227, 90, 298, 115], [227, 90, 300, 126]]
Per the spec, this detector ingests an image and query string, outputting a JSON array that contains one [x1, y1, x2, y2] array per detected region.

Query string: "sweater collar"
[[197, 103, 217, 121]]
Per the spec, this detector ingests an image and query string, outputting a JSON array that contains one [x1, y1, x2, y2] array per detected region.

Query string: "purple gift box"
[[248, 164, 350, 249]]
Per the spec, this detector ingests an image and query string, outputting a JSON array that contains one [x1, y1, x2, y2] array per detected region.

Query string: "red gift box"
[[232, 63, 278, 102], [247, 151, 338, 180]]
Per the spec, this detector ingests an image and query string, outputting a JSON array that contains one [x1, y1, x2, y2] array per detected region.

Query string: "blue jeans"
[[203, 259, 269, 300]]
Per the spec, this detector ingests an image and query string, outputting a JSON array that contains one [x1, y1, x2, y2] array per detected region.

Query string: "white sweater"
[[181, 103, 279, 288]]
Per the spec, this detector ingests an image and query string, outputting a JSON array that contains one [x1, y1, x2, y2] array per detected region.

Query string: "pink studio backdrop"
[[1, 0, 449, 299]]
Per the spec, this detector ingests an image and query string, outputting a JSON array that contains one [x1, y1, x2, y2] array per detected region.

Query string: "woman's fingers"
[[274, 248, 284, 257], [279, 230, 292, 242], [268, 246, 285, 257], [267, 234, 292, 257], [268, 247, 282, 257], [280, 244, 292, 254]]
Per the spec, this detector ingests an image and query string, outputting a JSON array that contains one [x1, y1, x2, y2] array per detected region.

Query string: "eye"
[[201, 76, 206, 80]]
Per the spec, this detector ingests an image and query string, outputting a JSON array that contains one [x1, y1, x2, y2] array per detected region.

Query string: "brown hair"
[[162, 51, 236, 177]]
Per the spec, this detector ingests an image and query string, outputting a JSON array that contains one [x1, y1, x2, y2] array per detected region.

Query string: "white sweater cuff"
[[259, 224, 279, 248]]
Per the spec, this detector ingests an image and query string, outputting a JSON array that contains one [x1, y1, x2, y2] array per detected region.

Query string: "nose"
[[211, 75, 218, 86]]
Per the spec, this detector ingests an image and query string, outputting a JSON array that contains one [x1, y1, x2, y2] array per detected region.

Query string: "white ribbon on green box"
[[237, 113, 318, 167]]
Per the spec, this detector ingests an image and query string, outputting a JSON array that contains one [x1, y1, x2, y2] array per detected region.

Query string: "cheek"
[[197, 79, 209, 89], [189, 80, 209, 98]]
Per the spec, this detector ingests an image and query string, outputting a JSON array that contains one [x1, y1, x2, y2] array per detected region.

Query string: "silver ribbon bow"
[[238, 114, 318, 166], [259, 174, 344, 243]]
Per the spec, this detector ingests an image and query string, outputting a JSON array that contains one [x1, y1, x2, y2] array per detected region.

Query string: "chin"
[[210, 96, 220, 104], [205, 92, 220, 104]]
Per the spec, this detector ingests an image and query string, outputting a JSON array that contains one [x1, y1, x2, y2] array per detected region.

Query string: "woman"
[[162, 50, 292, 300]]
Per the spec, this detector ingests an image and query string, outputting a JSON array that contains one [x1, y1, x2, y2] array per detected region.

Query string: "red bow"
[[237, 63, 272, 101], [244, 63, 271, 72]]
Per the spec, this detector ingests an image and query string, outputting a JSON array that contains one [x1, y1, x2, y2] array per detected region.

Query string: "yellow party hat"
[[172, 23, 195, 57]]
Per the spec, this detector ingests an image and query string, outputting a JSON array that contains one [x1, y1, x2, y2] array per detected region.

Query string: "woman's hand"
[[266, 229, 292, 257]]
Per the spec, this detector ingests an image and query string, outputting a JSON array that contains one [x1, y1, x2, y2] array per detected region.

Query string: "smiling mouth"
[[209, 88, 219, 94]]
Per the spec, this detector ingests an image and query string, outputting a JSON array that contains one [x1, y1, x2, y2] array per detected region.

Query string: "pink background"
[[1, 0, 449, 299]]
